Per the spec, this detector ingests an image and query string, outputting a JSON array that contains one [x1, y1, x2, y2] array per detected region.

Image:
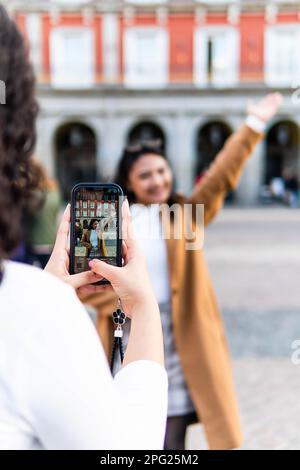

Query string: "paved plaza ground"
[[187, 207, 300, 450]]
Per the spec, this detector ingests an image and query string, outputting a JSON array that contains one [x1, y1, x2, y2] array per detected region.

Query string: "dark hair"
[[88, 219, 98, 230], [114, 139, 176, 204], [0, 6, 44, 273]]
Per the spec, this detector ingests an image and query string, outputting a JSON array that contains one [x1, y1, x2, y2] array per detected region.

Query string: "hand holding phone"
[[45, 193, 157, 319], [70, 183, 123, 285], [44, 204, 103, 289], [84, 198, 157, 317]]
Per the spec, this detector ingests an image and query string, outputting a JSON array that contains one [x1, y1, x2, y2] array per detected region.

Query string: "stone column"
[[167, 114, 196, 195], [99, 114, 131, 180]]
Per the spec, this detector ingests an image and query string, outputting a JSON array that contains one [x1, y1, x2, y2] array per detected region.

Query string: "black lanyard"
[[110, 300, 126, 374]]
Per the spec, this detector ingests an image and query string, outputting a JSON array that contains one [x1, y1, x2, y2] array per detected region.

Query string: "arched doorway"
[[195, 121, 232, 176], [55, 122, 97, 201], [127, 121, 166, 151], [265, 121, 299, 184]]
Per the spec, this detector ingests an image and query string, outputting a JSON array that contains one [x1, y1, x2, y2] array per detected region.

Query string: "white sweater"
[[131, 204, 171, 304], [0, 262, 168, 450]]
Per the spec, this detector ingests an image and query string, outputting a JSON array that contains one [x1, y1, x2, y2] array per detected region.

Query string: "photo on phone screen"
[[70, 184, 123, 282]]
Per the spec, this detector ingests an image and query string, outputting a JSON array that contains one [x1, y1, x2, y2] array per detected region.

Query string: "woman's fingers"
[[89, 258, 119, 282], [247, 92, 283, 123], [122, 240, 128, 265], [271, 92, 283, 109], [78, 284, 113, 294], [264, 92, 282, 110], [121, 198, 138, 258], [69, 270, 103, 289], [53, 204, 71, 255], [264, 93, 282, 109], [270, 92, 282, 103]]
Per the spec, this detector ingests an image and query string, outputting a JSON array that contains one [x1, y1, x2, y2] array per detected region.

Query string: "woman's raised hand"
[[247, 92, 283, 123]]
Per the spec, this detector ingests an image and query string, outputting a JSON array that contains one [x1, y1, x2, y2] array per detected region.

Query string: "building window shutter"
[[50, 27, 95, 88], [124, 27, 168, 88]]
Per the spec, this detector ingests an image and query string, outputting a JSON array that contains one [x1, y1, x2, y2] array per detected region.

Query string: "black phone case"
[[70, 182, 123, 285]]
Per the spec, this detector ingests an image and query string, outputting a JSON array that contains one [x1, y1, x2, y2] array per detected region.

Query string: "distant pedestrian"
[[283, 168, 299, 208], [26, 167, 61, 268]]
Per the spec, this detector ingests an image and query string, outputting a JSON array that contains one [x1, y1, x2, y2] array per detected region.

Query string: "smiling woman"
[[115, 139, 175, 205], [85, 92, 282, 450]]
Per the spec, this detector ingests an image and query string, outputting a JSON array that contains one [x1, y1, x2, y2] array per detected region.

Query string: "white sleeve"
[[245, 115, 266, 134], [13, 284, 168, 450]]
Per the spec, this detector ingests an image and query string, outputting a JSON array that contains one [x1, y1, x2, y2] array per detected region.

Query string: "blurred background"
[[5, 0, 300, 449], [5, 0, 300, 205]]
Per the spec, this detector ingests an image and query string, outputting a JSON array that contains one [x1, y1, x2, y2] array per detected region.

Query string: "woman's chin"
[[147, 189, 170, 203], [148, 194, 169, 204]]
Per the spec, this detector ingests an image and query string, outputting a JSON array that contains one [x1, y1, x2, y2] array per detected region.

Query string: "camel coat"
[[79, 124, 263, 450]]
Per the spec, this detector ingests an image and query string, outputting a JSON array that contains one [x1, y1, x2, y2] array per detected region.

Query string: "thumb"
[[89, 259, 119, 282], [53, 203, 70, 254]]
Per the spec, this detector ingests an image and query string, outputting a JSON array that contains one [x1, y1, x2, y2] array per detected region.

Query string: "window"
[[265, 25, 300, 86], [50, 27, 95, 88], [194, 26, 239, 87], [124, 27, 168, 88]]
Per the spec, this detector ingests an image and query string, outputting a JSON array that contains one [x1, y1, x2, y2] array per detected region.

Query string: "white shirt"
[[131, 204, 171, 304], [245, 115, 266, 134], [0, 261, 168, 450], [90, 229, 98, 248]]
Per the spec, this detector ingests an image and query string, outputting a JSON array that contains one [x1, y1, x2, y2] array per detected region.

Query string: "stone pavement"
[[186, 207, 300, 450]]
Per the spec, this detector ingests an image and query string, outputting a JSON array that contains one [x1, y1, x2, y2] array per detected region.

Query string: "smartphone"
[[70, 183, 123, 285]]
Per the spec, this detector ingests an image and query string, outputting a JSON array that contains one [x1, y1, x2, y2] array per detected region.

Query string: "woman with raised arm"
[[82, 93, 282, 450]]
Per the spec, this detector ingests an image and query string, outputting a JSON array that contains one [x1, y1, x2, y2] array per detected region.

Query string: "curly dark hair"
[[88, 219, 99, 231], [0, 6, 44, 273]]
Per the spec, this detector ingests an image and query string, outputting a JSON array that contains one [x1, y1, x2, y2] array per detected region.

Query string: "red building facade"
[[12, 1, 300, 88], [4, 1, 300, 205]]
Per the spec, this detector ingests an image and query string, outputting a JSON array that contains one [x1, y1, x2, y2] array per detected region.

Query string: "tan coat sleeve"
[[187, 124, 264, 226]]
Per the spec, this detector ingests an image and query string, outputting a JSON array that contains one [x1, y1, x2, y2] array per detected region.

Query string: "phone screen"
[[71, 184, 122, 279]]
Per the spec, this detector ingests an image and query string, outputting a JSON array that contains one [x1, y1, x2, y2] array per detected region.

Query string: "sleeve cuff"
[[245, 115, 266, 134], [114, 361, 168, 449]]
